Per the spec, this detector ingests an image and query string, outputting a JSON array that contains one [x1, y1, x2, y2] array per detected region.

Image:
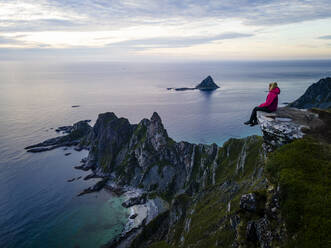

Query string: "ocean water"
[[0, 60, 330, 248]]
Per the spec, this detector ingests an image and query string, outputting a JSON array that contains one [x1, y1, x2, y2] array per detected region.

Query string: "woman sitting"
[[244, 82, 280, 126]]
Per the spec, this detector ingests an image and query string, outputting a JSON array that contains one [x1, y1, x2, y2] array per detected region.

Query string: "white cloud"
[[0, 0, 330, 60], [0, 1, 85, 22]]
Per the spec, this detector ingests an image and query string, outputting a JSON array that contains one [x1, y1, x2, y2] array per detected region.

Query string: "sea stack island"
[[167, 75, 220, 91]]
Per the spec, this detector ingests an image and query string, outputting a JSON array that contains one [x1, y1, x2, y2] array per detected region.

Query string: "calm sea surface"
[[0, 60, 330, 247]]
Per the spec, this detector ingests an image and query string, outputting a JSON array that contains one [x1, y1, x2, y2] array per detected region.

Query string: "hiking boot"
[[250, 121, 258, 126], [244, 121, 252, 125]]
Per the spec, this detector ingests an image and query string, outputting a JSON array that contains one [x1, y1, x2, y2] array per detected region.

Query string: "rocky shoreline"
[[73, 160, 169, 247], [105, 188, 169, 248]]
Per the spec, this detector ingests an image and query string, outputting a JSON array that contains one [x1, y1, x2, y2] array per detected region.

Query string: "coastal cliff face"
[[129, 108, 330, 248], [78, 112, 282, 248], [25, 108, 330, 248], [25, 78, 331, 248], [80, 111, 221, 198]]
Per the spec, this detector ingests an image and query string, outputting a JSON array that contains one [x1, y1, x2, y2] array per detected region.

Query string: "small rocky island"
[[25, 77, 330, 248], [167, 75, 219, 91]]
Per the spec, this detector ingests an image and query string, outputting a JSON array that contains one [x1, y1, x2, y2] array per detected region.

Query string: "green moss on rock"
[[266, 138, 330, 248]]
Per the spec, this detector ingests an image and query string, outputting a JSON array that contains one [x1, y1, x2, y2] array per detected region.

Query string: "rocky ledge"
[[256, 107, 329, 152]]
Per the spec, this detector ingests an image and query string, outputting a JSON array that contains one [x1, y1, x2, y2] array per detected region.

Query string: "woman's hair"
[[270, 82, 278, 90]]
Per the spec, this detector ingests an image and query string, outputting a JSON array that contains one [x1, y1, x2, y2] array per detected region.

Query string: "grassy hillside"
[[266, 138, 330, 248]]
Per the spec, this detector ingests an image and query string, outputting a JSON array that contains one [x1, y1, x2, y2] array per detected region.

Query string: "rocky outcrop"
[[257, 107, 324, 152], [79, 111, 221, 197], [195, 75, 219, 90], [25, 120, 92, 152], [240, 193, 259, 212], [77, 177, 108, 196], [167, 75, 219, 91], [288, 77, 331, 109]]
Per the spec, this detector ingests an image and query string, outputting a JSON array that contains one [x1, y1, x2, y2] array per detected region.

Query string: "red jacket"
[[258, 87, 280, 112]]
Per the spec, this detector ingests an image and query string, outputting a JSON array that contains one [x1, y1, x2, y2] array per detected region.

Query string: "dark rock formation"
[[246, 221, 258, 243], [129, 214, 138, 219], [122, 194, 147, 208], [56, 125, 72, 133], [195, 75, 219, 90], [167, 75, 219, 91], [25, 120, 92, 152], [77, 177, 109, 196], [240, 193, 257, 212], [289, 77, 331, 109], [80, 111, 220, 197], [167, 87, 196, 91]]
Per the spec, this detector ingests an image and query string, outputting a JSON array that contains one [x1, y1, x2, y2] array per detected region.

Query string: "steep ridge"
[[288, 77, 331, 109], [79, 111, 220, 198]]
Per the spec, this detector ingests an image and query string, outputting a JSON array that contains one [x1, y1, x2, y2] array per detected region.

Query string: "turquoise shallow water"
[[0, 60, 330, 247], [26, 190, 129, 248]]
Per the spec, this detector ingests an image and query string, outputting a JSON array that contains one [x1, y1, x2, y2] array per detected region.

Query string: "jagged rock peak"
[[289, 77, 331, 109], [151, 112, 162, 123], [196, 75, 219, 90], [149, 112, 167, 134], [95, 112, 118, 124], [98, 112, 118, 119], [147, 112, 168, 149]]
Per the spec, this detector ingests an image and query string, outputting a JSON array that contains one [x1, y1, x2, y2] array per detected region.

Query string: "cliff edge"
[[256, 107, 329, 152]]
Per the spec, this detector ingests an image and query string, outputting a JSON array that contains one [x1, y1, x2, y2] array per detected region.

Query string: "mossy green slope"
[[142, 136, 330, 248], [266, 138, 330, 248], [140, 136, 266, 248]]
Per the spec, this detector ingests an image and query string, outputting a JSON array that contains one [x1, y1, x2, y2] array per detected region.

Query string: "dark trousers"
[[249, 107, 272, 123]]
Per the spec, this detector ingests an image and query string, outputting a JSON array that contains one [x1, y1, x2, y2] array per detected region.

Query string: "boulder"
[[240, 193, 257, 212], [122, 194, 147, 208]]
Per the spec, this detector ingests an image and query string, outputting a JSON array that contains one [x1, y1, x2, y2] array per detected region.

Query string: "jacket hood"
[[271, 87, 280, 94]]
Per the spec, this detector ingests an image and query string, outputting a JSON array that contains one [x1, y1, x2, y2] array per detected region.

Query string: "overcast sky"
[[1, 0, 331, 61]]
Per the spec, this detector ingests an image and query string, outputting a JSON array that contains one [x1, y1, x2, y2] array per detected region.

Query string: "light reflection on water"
[[0, 60, 330, 247]]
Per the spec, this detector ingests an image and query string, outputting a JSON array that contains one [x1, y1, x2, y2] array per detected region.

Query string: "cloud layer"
[[0, 0, 330, 60]]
